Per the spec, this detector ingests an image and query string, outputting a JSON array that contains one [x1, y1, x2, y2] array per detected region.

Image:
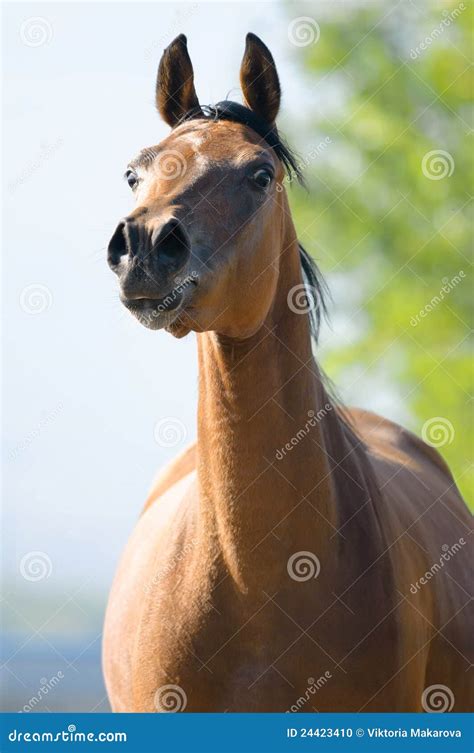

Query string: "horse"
[[103, 33, 472, 712]]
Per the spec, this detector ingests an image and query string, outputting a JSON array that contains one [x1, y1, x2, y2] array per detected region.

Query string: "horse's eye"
[[125, 170, 139, 190], [251, 168, 273, 189]]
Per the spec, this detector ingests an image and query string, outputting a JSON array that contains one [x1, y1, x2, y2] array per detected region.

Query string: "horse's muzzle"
[[107, 216, 192, 306]]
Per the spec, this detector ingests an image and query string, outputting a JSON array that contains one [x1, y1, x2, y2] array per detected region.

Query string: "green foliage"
[[286, 2, 473, 503]]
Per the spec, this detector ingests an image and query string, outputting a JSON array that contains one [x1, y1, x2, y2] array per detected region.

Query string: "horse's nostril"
[[107, 221, 128, 267], [152, 219, 190, 272]]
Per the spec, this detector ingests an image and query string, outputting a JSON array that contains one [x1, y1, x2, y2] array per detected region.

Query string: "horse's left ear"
[[156, 34, 200, 127], [240, 33, 281, 123]]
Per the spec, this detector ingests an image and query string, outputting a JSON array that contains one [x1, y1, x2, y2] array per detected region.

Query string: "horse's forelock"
[[178, 101, 305, 186]]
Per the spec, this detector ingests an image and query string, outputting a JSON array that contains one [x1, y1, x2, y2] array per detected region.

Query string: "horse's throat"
[[195, 284, 337, 587]]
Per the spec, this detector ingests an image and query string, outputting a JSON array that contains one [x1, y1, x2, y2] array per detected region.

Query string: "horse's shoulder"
[[346, 407, 453, 479]]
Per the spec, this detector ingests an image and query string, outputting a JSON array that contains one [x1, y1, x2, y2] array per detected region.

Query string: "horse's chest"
[[104, 485, 402, 711]]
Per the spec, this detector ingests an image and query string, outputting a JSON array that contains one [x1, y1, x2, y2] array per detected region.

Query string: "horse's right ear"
[[156, 34, 200, 127], [240, 33, 281, 124]]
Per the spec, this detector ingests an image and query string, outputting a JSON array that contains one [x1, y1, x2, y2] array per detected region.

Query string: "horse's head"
[[108, 33, 299, 338]]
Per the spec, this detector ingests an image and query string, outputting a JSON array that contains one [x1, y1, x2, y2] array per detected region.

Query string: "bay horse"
[[103, 33, 472, 712]]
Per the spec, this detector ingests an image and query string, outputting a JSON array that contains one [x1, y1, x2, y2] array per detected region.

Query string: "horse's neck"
[[195, 237, 338, 589]]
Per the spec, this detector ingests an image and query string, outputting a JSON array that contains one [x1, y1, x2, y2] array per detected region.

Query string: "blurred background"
[[2, 0, 472, 712]]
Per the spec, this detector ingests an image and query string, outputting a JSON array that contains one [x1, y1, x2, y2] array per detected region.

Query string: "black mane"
[[181, 101, 305, 186], [299, 244, 330, 345]]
